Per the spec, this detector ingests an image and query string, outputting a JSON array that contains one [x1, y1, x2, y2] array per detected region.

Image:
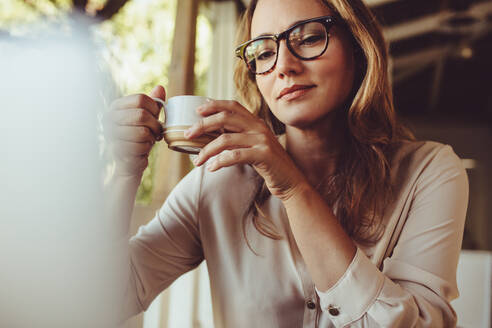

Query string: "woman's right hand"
[[104, 85, 166, 177]]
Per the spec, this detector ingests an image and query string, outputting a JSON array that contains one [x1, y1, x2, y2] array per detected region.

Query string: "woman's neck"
[[284, 114, 348, 187]]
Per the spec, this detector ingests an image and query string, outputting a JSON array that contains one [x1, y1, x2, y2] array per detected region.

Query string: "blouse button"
[[328, 306, 340, 316], [306, 300, 316, 310]]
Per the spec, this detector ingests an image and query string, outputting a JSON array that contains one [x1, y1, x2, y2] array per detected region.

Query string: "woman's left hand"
[[185, 100, 308, 201]]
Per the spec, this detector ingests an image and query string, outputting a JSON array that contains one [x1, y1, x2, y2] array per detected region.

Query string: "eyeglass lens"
[[244, 21, 328, 74]]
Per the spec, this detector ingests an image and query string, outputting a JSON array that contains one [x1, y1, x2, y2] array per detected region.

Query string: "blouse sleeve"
[[124, 167, 205, 316], [315, 145, 469, 327]]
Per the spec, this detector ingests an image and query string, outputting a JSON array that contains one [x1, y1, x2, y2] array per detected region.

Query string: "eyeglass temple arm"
[[235, 48, 242, 58]]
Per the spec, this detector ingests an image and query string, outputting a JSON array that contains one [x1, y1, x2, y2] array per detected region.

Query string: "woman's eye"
[[257, 50, 276, 61], [300, 34, 324, 46]]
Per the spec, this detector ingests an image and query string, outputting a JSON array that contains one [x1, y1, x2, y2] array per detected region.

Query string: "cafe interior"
[[1, 0, 491, 327]]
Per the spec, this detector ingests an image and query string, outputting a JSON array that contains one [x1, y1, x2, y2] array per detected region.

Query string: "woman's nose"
[[275, 40, 303, 77]]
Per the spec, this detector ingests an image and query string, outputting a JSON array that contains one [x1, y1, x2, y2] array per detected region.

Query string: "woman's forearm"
[[282, 182, 357, 291], [104, 172, 143, 238]]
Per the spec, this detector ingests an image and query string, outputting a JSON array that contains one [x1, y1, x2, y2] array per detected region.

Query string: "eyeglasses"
[[235, 16, 336, 75]]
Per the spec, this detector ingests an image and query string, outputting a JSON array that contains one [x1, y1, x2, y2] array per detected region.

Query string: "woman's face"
[[252, 0, 356, 129]]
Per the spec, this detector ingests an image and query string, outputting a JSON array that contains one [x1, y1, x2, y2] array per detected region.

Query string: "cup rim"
[[167, 95, 210, 102], [168, 95, 209, 99], [152, 95, 210, 108]]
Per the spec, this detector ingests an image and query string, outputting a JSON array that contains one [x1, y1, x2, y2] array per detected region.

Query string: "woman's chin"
[[281, 117, 321, 131], [276, 109, 338, 131]]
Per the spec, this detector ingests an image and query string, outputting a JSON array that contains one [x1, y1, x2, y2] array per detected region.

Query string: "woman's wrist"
[[113, 161, 145, 180], [278, 178, 314, 206]]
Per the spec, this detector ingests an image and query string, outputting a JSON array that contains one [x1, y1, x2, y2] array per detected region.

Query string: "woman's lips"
[[278, 85, 315, 101]]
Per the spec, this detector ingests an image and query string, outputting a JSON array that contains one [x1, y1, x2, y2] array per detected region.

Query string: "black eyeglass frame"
[[235, 15, 337, 75]]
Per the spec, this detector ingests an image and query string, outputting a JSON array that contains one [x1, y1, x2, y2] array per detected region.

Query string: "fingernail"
[[206, 159, 215, 171]]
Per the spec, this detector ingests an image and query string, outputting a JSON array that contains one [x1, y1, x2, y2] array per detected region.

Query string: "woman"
[[106, 0, 468, 326]]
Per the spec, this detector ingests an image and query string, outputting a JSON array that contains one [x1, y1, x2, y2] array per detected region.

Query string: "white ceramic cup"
[[152, 95, 219, 154]]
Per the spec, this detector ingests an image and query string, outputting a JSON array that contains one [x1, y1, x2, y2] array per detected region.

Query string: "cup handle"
[[151, 97, 166, 126]]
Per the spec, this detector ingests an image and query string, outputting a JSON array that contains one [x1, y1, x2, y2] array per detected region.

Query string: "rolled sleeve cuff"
[[315, 248, 385, 327]]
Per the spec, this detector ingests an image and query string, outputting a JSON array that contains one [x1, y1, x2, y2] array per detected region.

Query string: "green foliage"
[[0, 0, 71, 30], [96, 0, 177, 95]]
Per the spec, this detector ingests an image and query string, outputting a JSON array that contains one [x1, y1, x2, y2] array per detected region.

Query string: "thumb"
[[150, 85, 166, 101]]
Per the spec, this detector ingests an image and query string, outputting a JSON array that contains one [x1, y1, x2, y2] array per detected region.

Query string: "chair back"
[[451, 250, 492, 328]]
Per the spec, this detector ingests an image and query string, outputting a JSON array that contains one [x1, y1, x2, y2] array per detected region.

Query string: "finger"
[[206, 147, 260, 172], [110, 125, 156, 144], [104, 110, 163, 141], [110, 93, 161, 119], [113, 140, 154, 159], [150, 85, 166, 114], [194, 132, 261, 166], [185, 110, 254, 139], [109, 108, 163, 138], [196, 100, 254, 118], [150, 85, 166, 102]]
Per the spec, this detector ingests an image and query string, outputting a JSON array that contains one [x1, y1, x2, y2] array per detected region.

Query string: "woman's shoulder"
[[389, 140, 466, 185], [392, 140, 461, 165]]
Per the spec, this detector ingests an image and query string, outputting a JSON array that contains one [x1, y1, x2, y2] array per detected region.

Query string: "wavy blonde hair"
[[235, 0, 414, 245]]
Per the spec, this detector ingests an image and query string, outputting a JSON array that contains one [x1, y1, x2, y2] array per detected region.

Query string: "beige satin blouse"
[[126, 141, 468, 327]]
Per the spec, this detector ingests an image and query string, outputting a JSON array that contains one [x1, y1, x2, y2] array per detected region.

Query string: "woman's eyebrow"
[[254, 18, 308, 38]]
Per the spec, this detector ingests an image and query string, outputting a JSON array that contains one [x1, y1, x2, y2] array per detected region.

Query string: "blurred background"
[[1, 0, 491, 327]]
